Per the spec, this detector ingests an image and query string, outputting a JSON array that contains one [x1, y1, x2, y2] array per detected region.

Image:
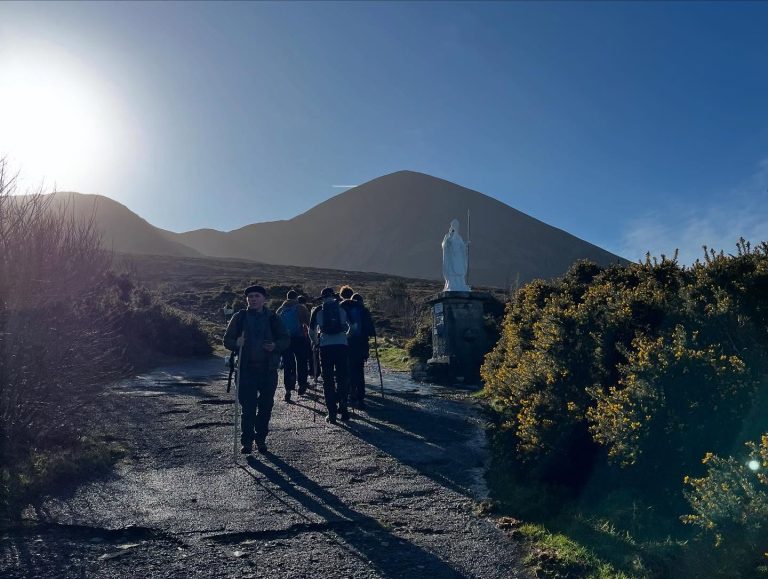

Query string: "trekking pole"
[[311, 344, 318, 423], [233, 331, 244, 463], [373, 334, 384, 398]]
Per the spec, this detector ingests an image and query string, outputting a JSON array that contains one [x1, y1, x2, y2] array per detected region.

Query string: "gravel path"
[[2, 358, 529, 578]]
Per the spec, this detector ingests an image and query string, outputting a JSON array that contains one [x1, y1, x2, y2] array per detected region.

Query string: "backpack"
[[320, 300, 344, 335], [279, 304, 303, 337], [347, 303, 363, 337]]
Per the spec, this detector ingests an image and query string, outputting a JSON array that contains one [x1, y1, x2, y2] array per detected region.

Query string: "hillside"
[[43, 172, 627, 288], [44, 192, 202, 258], [172, 171, 626, 288]]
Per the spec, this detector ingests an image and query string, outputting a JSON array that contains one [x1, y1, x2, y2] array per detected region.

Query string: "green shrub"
[[682, 434, 768, 564]]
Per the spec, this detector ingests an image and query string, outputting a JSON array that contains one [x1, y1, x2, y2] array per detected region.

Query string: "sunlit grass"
[[370, 341, 413, 371]]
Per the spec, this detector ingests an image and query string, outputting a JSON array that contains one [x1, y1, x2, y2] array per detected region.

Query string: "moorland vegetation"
[[0, 163, 210, 520]]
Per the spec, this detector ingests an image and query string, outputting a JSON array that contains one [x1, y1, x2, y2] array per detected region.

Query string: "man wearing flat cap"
[[224, 285, 289, 454]]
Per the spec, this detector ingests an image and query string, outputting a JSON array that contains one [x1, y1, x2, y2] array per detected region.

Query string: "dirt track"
[[1, 358, 528, 578]]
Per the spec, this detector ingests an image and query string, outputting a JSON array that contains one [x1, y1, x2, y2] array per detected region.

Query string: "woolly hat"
[[316, 287, 336, 300], [243, 285, 267, 297], [287, 290, 298, 300], [351, 293, 364, 303]]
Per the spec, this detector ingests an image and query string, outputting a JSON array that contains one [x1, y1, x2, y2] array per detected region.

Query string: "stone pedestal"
[[426, 291, 491, 384]]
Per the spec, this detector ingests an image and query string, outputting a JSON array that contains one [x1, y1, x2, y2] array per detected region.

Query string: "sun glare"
[[0, 46, 124, 192]]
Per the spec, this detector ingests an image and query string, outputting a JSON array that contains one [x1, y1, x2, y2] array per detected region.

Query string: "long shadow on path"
[[343, 391, 486, 497], [238, 454, 467, 579]]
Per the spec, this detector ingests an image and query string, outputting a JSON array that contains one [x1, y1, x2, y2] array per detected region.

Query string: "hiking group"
[[223, 284, 376, 455]]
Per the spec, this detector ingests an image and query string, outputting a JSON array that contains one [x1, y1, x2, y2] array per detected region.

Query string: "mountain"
[[171, 171, 625, 288], [43, 192, 202, 258]]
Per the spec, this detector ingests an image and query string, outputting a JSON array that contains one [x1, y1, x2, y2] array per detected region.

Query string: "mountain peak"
[[175, 171, 625, 286]]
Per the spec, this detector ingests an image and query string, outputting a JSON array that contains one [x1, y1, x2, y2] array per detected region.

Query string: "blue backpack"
[[280, 304, 303, 337]]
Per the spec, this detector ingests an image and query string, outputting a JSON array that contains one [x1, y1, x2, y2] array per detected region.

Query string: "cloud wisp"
[[617, 159, 768, 265]]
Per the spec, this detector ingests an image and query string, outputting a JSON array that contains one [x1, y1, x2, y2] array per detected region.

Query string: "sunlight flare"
[[0, 45, 126, 191]]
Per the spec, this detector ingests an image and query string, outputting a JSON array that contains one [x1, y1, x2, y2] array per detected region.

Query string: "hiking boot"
[[284, 391, 292, 403], [339, 408, 350, 421], [325, 414, 337, 425], [240, 443, 253, 455], [255, 439, 268, 453]]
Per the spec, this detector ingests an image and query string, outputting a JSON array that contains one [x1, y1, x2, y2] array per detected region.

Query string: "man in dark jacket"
[[276, 290, 311, 402], [224, 285, 289, 454], [309, 287, 350, 424]]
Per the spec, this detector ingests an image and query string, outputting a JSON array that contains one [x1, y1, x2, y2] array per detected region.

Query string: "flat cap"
[[243, 285, 267, 297]]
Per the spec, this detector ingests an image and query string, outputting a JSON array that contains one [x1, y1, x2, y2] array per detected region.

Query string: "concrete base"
[[426, 291, 491, 384]]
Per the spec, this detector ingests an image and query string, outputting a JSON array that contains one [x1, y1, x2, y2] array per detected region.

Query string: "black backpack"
[[347, 303, 363, 337], [320, 300, 344, 334]]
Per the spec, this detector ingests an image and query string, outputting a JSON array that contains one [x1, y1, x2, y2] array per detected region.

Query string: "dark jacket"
[[223, 307, 290, 372], [340, 299, 376, 339]]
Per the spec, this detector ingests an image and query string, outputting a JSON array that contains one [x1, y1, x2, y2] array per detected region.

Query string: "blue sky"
[[1, 1, 766, 264]]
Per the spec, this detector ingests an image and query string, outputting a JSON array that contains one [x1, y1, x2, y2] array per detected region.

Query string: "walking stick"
[[373, 334, 384, 398], [311, 344, 318, 423], [233, 331, 244, 463]]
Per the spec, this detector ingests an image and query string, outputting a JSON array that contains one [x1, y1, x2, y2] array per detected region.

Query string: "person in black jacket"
[[343, 292, 376, 408], [224, 285, 289, 454], [276, 290, 311, 402]]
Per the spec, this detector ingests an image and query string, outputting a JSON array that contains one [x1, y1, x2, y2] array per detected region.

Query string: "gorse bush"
[[682, 434, 768, 570], [482, 244, 768, 488], [482, 245, 768, 575]]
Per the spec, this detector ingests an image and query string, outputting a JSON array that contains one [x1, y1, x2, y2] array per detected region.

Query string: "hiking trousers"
[[238, 366, 278, 445], [319, 344, 349, 417], [347, 339, 368, 402], [282, 336, 309, 391], [309, 343, 321, 380]]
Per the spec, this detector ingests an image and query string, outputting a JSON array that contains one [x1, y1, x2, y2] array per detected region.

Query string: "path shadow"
[[241, 454, 468, 578], [340, 390, 486, 497]]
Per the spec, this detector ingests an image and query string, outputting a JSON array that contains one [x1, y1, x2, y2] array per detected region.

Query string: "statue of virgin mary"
[[442, 218, 470, 292]]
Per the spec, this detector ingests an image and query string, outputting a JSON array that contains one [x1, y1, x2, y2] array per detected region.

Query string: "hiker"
[[309, 287, 350, 424], [297, 294, 315, 382], [307, 297, 324, 383], [343, 292, 376, 407], [223, 285, 289, 454], [276, 290, 310, 402]]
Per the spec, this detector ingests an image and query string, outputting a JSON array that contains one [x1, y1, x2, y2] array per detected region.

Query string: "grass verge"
[[371, 342, 413, 371], [482, 439, 768, 578]]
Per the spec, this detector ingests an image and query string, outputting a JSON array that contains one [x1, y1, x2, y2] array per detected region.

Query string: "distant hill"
[[171, 171, 626, 288], [42, 192, 202, 258]]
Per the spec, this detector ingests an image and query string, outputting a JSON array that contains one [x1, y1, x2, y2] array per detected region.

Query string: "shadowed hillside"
[[172, 171, 626, 288], [44, 192, 202, 258]]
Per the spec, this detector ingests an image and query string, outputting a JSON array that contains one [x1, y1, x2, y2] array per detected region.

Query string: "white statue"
[[442, 218, 470, 292]]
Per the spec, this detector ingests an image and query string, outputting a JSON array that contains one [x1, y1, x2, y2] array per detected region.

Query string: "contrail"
[[332, 185, 358, 188]]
